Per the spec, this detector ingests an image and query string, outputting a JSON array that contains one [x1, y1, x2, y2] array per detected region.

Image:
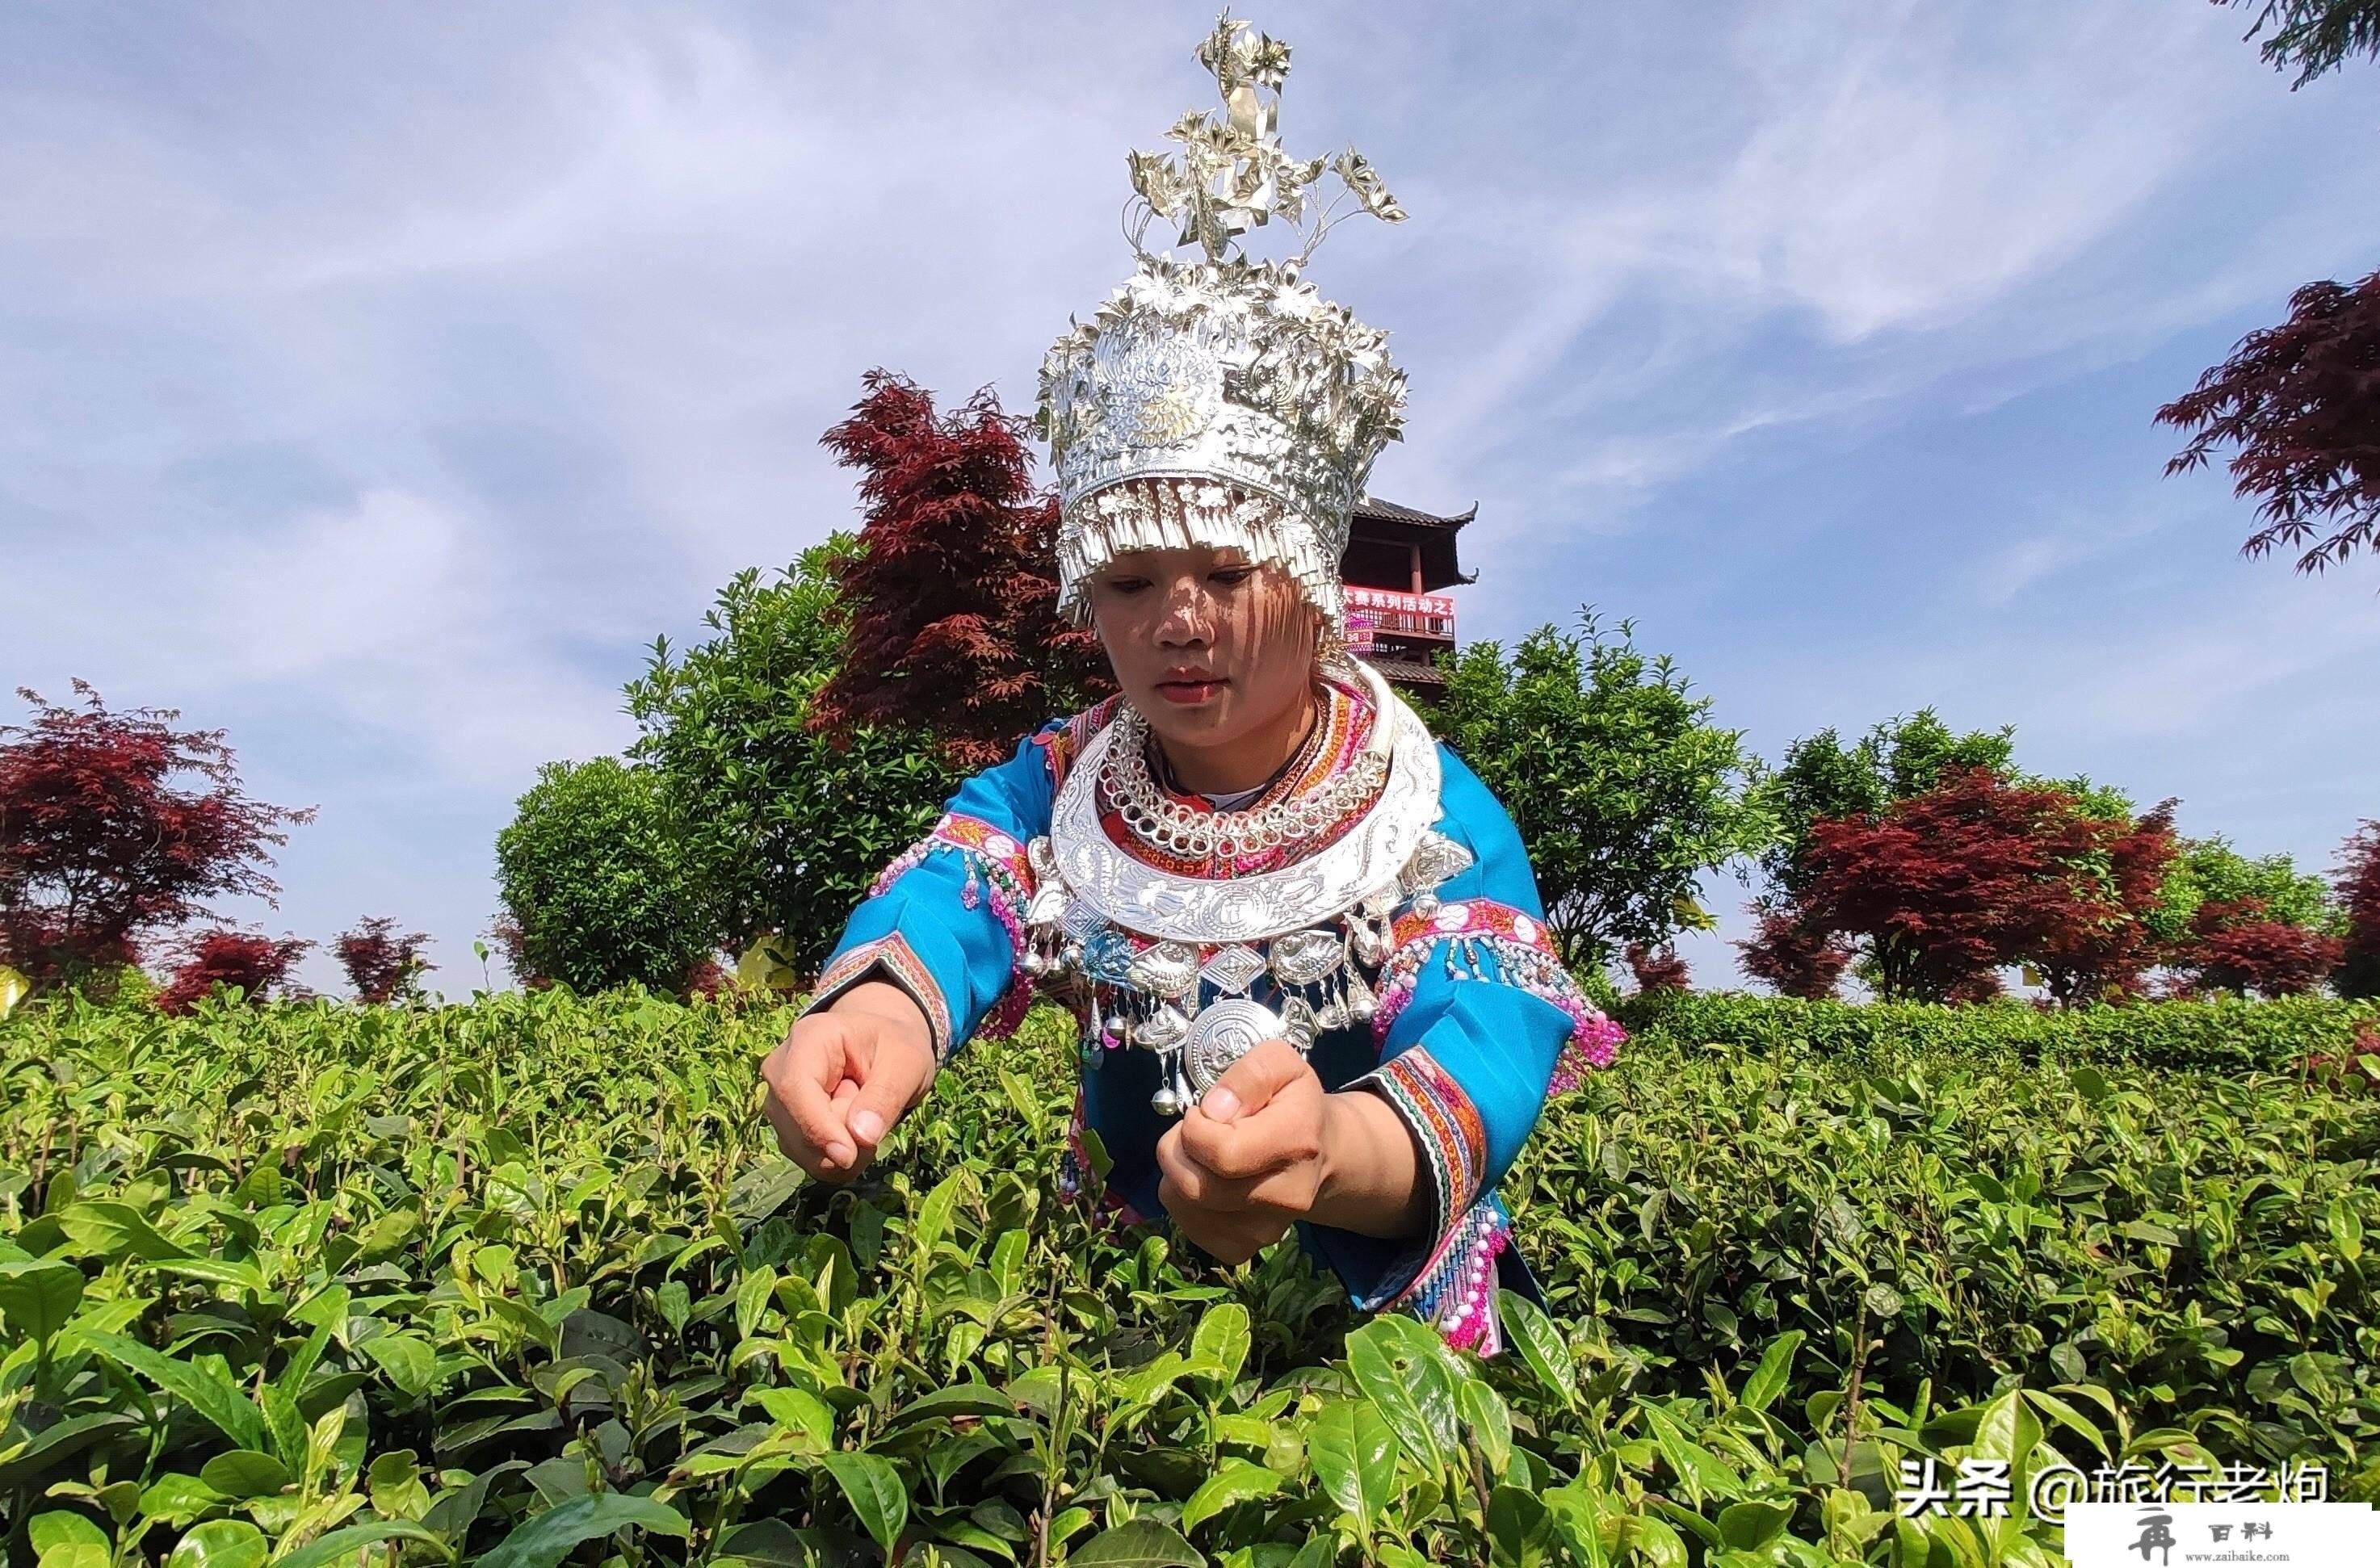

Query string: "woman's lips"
[[1154, 678, 1228, 705]]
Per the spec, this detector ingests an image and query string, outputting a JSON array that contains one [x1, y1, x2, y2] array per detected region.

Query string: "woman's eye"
[[1103, 578, 1149, 595], [1210, 568, 1255, 587]]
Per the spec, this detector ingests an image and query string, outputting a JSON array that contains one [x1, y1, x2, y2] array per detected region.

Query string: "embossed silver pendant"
[[1126, 939, 1200, 999], [1137, 998, 1190, 1050], [1200, 943, 1267, 995], [1400, 830, 1475, 899], [1180, 997, 1288, 1096], [1343, 964, 1377, 1021], [1269, 926, 1346, 987]]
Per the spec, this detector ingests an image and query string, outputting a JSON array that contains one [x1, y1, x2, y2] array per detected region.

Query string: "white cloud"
[[10, 487, 628, 791], [1706, 2, 2230, 339]]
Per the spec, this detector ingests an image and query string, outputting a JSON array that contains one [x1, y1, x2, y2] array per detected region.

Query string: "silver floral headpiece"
[[1037, 12, 1408, 631]]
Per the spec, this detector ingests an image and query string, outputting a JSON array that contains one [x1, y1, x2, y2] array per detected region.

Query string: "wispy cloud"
[[1972, 501, 2172, 607]]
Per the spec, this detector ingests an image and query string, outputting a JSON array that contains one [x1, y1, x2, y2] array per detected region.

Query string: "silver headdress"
[[1037, 13, 1409, 632]]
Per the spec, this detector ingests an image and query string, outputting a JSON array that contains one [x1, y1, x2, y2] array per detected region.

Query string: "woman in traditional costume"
[[762, 16, 1620, 1352]]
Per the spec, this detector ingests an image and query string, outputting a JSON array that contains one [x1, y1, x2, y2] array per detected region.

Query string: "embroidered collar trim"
[[1044, 659, 1442, 944]]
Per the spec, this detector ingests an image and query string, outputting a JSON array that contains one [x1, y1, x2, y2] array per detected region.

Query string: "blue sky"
[[5, 2, 2375, 996]]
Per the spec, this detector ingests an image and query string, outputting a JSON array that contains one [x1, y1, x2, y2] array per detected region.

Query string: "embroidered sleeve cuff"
[[1352, 1044, 1487, 1247], [801, 933, 956, 1063], [1396, 1197, 1513, 1354], [1333, 1192, 1513, 1356]]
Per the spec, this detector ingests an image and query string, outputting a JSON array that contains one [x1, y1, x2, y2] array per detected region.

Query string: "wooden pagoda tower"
[[1337, 494, 1474, 694]]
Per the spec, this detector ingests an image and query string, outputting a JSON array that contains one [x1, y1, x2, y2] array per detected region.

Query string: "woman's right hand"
[[761, 980, 938, 1182]]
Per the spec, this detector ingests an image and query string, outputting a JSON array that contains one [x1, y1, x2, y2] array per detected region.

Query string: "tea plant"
[[2, 987, 2374, 1566]]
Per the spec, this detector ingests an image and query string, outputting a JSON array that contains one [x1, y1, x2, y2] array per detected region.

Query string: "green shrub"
[[493, 757, 716, 993], [1426, 613, 1774, 969], [624, 543, 964, 982], [1615, 988, 2380, 1072]]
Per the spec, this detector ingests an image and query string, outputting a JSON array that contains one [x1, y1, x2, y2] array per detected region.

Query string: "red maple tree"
[[335, 916, 434, 1004], [808, 371, 1111, 769], [2336, 820, 2380, 999], [2172, 897, 2343, 998], [1784, 769, 2168, 1004], [2158, 267, 2380, 573], [2030, 801, 2179, 1005], [157, 930, 311, 1014], [0, 683, 313, 989], [1623, 942, 1691, 994], [1736, 908, 1857, 1000]]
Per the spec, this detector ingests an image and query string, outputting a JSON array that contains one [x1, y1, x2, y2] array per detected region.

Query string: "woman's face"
[[1086, 542, 1320, 755]]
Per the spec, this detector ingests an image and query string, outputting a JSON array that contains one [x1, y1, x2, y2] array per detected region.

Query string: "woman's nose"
[[1156, 579, 1214, 644]]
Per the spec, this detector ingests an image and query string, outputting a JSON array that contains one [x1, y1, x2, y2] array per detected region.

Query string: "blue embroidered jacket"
[[797, 705, 1618, 1352]]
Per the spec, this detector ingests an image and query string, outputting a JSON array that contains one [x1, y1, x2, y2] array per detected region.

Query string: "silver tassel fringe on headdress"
[[1036, 13, 1409, 633]]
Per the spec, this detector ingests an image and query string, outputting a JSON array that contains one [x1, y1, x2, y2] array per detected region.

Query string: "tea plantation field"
[[2, 991, 2374, 1567]]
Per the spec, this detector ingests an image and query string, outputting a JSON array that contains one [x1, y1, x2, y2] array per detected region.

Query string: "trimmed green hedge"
[[1613, 989, 2380, 1072]]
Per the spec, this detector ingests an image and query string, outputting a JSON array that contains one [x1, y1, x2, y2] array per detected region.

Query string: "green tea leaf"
[[367, 1450, 432, 1520], [1971, 1390, 2042, 1466], [997, 1067, 1043, 1132], [1638, 1403, 1740, 1505], [2022, 1390, 2111, 1461], [1486, 1485, 1549, 1566], [1496, 1289, 1575, 1410], [475, 1495, 687, 1568], [1717, 1500, 1793, 1550], [197, 1452, 292, 1500], [1345, 1317, 1450, 1470], [0, 1260, 84, 1345], [1739, 1329, 1804, 1413], [31, 1511, 108, 1568], [58, 1201, 188, 1263], [78, 1331, 268, 1453], [165, 1520, 267, 1568], [815, 1452, 907, 1555], [423, 1461, 529, 1545], [884, 1384, 1013, 1429], [275, 1520, 455, 1568], [911, 1172, 966, 1260], [138, 1473, 225, 1527], [2328, 1197, 2362, 1263], [752, 1386, 837, 1449], [736, 1264, 779, 1340], [1190, 1301, 1251, 1388], [0, 1412, 137, 1491], [1458, 1378, 1513, 1478], [152, 1256, 271, 1297], [360, 1333, 437, 1399], [1067, 1517, 1202, 1567], [258, 1381, 307, 1472], [1308, 1398, 1396, 1531], [1181, 1457, 1282, 1533]]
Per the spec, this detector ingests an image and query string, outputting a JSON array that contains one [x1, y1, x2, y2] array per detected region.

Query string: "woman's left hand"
[[1155, 1040, 1332, 1265]]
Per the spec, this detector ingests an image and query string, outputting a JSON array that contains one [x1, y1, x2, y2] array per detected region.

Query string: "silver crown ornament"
[[1036, 12, 1408, 635]]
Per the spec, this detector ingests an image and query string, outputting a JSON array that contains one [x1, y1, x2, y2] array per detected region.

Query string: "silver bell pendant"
[[1149, 1049, 1194, 1117]]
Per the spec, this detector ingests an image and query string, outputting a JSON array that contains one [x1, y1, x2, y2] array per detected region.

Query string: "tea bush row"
[[1613, 991, 2380, 1074], [2, 988, 2374, 1567]]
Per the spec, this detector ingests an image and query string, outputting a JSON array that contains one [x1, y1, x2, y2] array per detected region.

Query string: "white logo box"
[[2060, 1501, 2375, 1568]]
